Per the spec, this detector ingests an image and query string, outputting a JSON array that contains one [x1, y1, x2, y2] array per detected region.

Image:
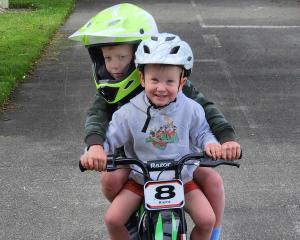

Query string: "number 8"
[[155, 185, 176, 200]]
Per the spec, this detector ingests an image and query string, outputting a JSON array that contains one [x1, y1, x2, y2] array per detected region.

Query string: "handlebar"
[[177, 152, 240, 166], [79, 152, 241, 176]]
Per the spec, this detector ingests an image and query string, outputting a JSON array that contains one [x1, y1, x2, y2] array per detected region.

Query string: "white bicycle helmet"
[[135, 33, 193, 76]]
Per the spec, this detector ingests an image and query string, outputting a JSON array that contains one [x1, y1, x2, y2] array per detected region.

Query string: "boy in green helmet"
[[70, 3, 241, 240]]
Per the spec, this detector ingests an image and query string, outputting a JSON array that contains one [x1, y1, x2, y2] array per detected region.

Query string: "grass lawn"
[[0, 0, 75, 108]]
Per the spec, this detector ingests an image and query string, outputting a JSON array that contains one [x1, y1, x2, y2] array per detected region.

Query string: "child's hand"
[[221, 141, 241, 160], [204, 143, 222, 160], [80, 145, 107, 172]]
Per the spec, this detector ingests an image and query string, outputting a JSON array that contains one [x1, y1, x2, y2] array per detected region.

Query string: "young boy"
[[70, 3, 241, 239], [103, 33, 221, 240]]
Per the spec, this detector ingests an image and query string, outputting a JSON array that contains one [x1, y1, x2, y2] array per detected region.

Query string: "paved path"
[[0, 0, 299, 239]]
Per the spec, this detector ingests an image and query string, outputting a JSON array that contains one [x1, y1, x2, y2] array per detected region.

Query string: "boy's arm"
[[80, 93, 114, 172], [84, 93, 116, 147], [81, 94, 124, 171], [182, 80, 236, 144]]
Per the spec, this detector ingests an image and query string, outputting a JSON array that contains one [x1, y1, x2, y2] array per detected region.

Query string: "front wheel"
[[152, 210, 183, 240]]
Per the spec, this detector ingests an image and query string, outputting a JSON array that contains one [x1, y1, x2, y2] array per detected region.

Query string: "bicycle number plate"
[[144, 179, 185, 211]]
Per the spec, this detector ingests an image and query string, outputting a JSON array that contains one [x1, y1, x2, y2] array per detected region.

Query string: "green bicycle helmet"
[[69, 3, 158, 103]]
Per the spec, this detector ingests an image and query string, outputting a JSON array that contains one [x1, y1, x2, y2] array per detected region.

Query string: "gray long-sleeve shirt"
[[104, 91, 218, 184]]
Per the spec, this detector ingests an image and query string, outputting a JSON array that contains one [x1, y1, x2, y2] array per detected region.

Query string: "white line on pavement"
[[194, 58, 259, 129], [202, 25, 300, 29], [194, 59, 218, 63], [190, 0, 300, 29]]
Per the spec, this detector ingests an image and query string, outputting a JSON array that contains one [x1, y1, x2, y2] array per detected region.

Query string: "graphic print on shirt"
[[145, 115, 179, 150]]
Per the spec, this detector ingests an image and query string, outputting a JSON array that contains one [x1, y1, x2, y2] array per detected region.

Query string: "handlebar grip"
[[223, 161, 240, 168], [200, 159, 240, 168], [78, 155, 117, 173], [79, 161, 87, 172]]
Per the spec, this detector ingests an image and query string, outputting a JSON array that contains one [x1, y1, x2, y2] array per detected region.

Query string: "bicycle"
[[79, 152, 240, 240]]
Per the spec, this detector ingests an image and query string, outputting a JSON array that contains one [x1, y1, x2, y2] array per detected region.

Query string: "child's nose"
[[111, 63, 120, 70], [111, 60, 121, 70], [156, 82, 166, 91]]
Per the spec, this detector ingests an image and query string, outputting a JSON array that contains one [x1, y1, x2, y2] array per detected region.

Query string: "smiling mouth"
[[154, 94, 167, 99]]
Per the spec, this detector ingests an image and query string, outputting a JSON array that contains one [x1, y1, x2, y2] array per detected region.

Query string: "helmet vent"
[[151, 36, 158, 41], [143, 45, 150, 54], [187, 56, 192, 61], [165, 36, 175, 41], [140, 28, 145, 34], [124, 80, 134, 89], [107, 19, 121, 26], [86, 21, 92, 28], [170, 46, 180, 54]]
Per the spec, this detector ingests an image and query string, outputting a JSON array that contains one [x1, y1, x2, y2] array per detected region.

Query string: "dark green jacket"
[[84, 80, 236, 147]]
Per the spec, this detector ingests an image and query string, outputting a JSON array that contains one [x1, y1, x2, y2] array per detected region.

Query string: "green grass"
[[0, 0, 75, 108]]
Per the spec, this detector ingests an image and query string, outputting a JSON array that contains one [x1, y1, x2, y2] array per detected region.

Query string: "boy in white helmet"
[[70, 3, 241, 239], [102, 32, 221, 240]]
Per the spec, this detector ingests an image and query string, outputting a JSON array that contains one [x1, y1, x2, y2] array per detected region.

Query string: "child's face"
[[140, 64, 186, 107], [101, 44, 133, 80]]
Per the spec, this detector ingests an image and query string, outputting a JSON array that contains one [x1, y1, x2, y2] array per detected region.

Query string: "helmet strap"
[[178, 69, 186, 92], [141, 97, 177, 133]]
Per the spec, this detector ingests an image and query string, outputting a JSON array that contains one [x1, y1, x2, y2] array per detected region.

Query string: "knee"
[[101, 171, 129, 202], [209, 172, 224, 193], [196, 210, 216, 232], [201, 171, 224, 195], [194, 169, 224, 192], [203, 212, 216, 231], [102, 173, 118, 189], [101, 173, 124, 194], [100, 176, 119, 202], [104, 209, 123, 230]]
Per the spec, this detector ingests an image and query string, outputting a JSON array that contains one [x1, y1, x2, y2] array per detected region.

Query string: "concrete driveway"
[[0, 0, 299, 239]]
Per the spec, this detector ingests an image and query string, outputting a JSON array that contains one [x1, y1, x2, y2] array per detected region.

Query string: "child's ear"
[[139, 72, 145, 88], [179, 77, 187, 91]]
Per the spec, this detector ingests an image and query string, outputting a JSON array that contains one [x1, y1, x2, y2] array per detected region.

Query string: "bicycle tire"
[[151, 210, 181, 240]]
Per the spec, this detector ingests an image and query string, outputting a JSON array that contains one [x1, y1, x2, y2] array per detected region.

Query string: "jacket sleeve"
[[189, 104, 219, 149], [84, 93, 116, 147], [103, 107, 131, 154], [182, 80, 236, 143]]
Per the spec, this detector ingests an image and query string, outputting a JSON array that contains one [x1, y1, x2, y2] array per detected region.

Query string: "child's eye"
[[167, 80, 176, 85], [104, 57, 111, 61], [150, 78, 159, 83]]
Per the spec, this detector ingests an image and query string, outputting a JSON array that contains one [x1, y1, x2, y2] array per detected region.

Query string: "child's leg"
[[104, 188, 142, 240], [185, 188, 215, 240], [193, 167, 225, 227], [100, 168, 130, 202]]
